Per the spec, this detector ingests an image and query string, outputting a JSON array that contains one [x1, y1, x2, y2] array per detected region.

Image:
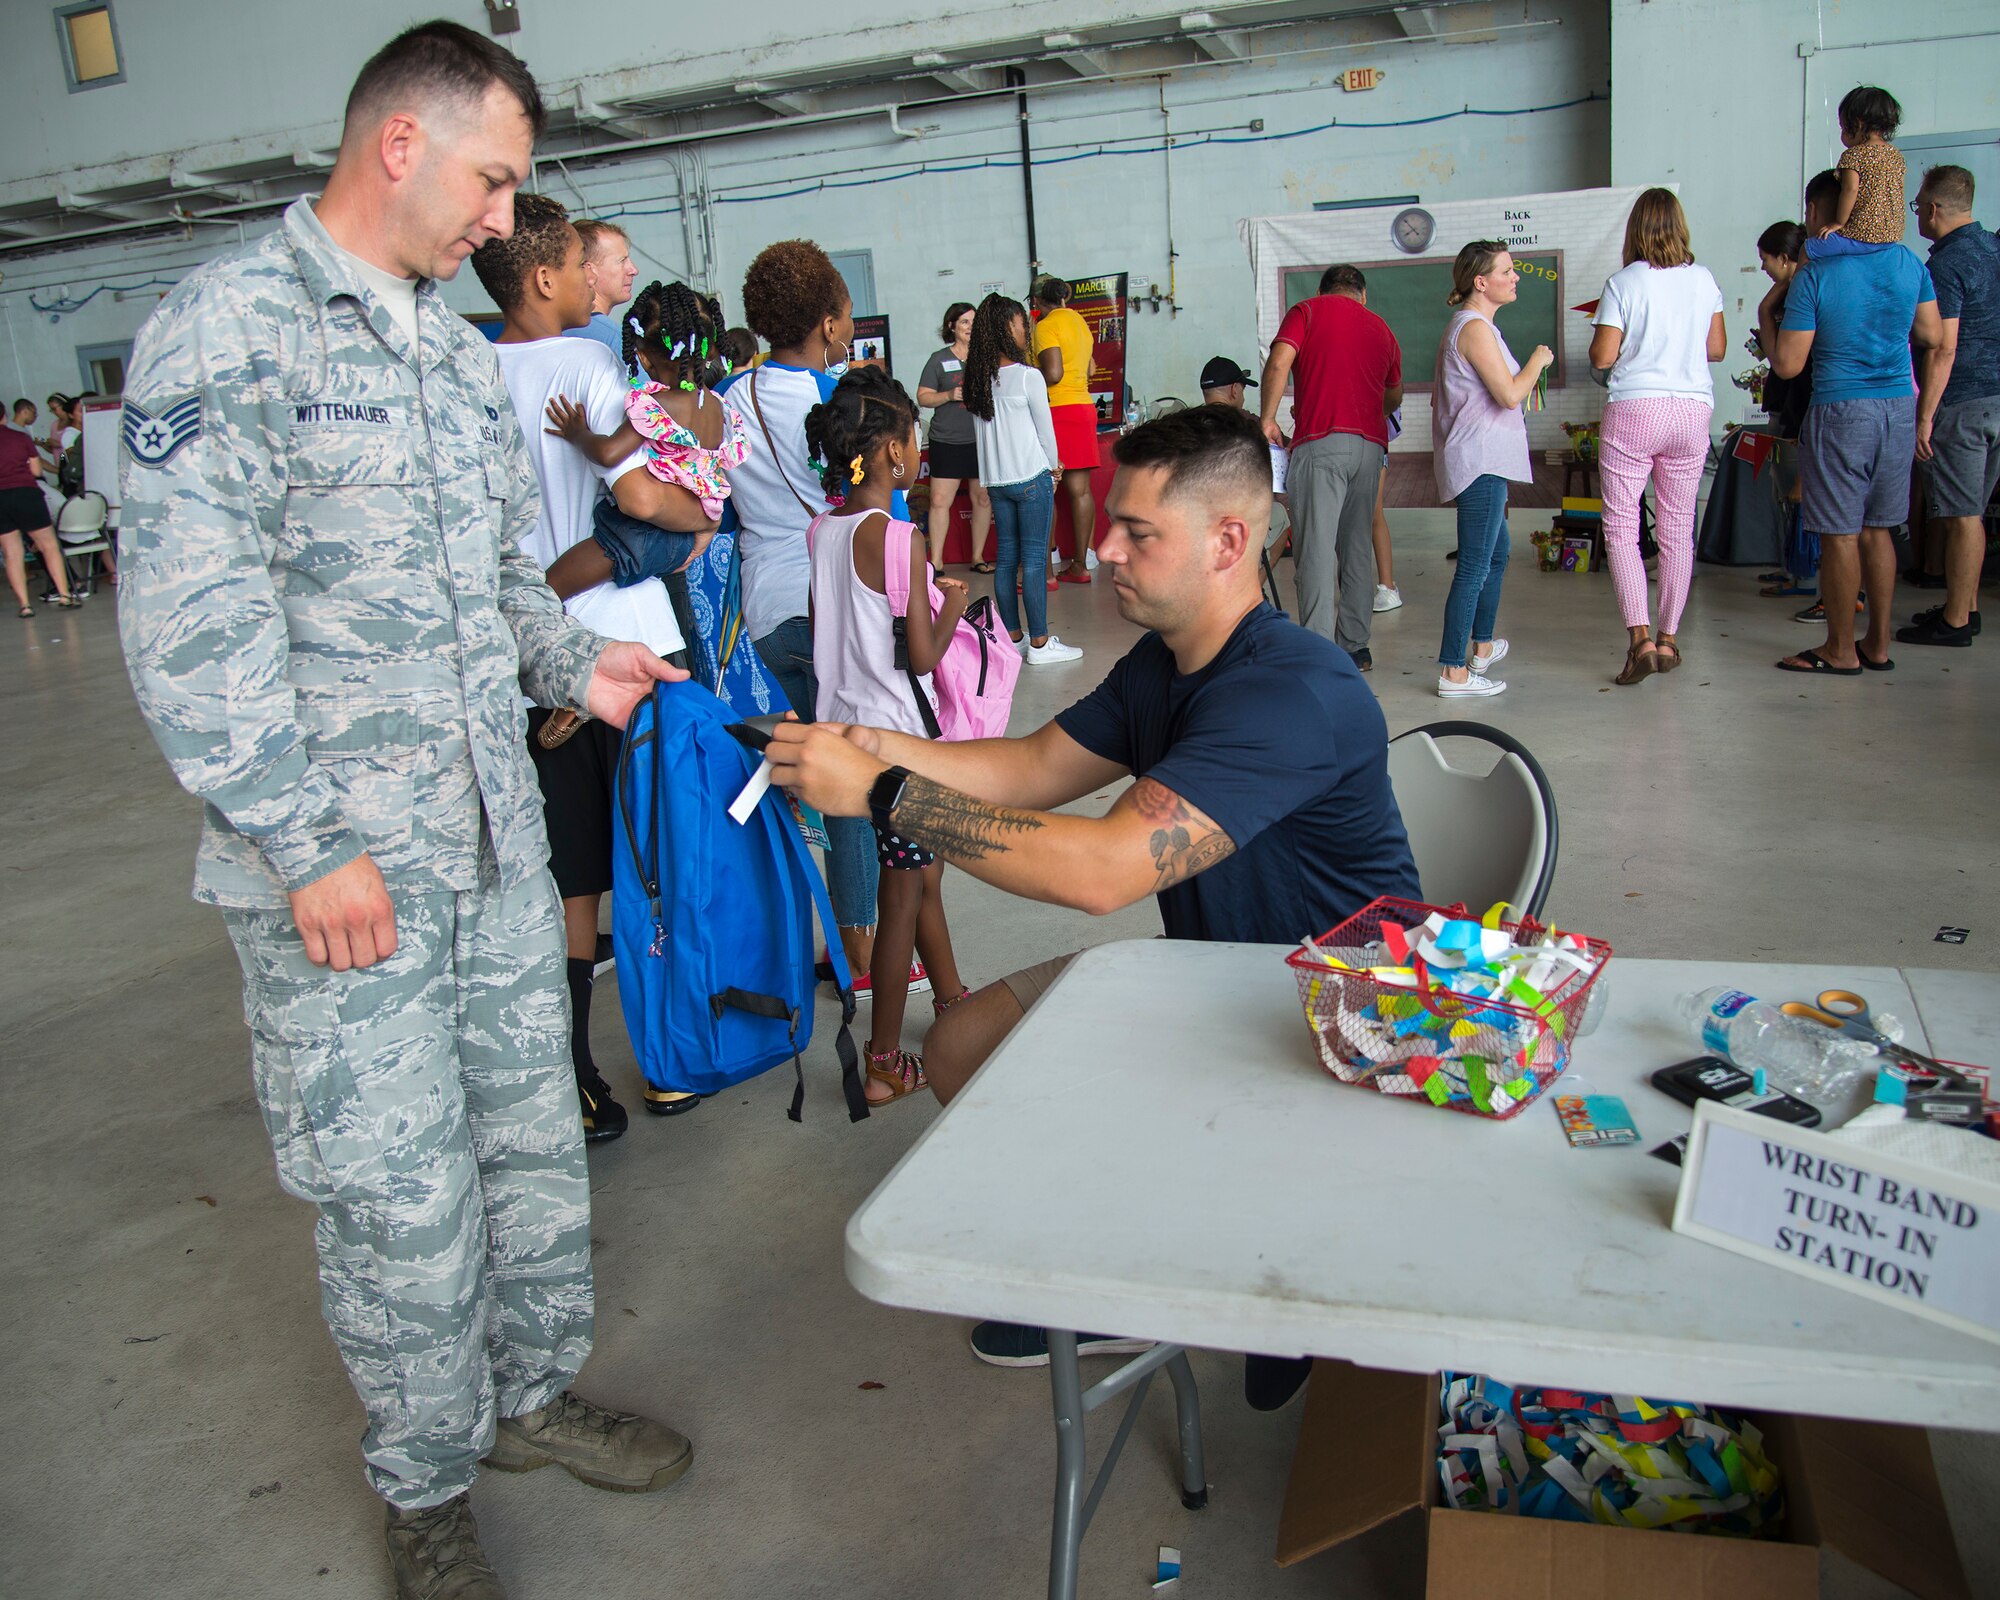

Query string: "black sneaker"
[[969, 1321, 1154, 1368], [1907, 603, 1981, 636], [1896, 611, 1976, 648], [641, 1086, 703, 1117], [1349, 647, 1373, 673], [576, 1067, 629, 1142]]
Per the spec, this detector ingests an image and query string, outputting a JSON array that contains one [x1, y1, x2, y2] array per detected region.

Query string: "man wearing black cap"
[[1200, 356, 1257, 410]]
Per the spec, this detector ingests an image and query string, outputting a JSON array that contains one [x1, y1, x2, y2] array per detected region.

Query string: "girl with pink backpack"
[[805, 368, 986, 1105]]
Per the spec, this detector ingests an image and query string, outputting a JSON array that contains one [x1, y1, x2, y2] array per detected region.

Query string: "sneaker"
[[1471, 638, 1510, 670], [1908, 603, 1981, 636], [641, 1086, 703, 1117], [593, 932, 615, 977], [1350, 647, 1373, 672], [1438, 671, 1506, 698], [849, 961, 931, 999], [1895, 611, 1976, 648], [575, 1067, 628, 1143], [969, 1321, 1155, 1368], [385, 1495, 507, 1600], [1372, 584, 1403, 612], [1085, 547, 1099, 570], [484, 1390, 693, 1493], [1026, 635, 1084, 665]]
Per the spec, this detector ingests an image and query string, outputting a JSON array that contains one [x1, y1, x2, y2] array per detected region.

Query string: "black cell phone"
[[1651, 1055, 1822, 1128], [726, 721, 774, 754]]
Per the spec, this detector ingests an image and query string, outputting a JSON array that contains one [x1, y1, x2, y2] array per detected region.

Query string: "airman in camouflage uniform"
[[118, 24, 690, 1593]]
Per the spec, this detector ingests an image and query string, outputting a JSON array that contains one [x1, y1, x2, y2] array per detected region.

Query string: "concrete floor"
[[4, 510, 1997, 1600]]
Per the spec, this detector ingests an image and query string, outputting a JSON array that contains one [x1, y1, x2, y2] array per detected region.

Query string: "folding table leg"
[[1047, 1330, 1087, 1600], [1163, 1349, 1209, 1509]]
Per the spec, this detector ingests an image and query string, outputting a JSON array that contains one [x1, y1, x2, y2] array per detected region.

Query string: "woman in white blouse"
[[1589, 188, 1726, 684], [962, 295, 1082, 665]]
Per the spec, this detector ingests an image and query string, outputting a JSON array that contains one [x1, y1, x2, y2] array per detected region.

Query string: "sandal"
[[15, 605, 32, 619], [865, 1046, 928, 1105], [1775, 648, 1861, 676], [1858, 649, 1894, 672], [1653, 635, 1682, 674], [1614, 637, 1658, 686], [932, 988, 972, 1018], [53, 595, 81, 609], [971, 562, 996, 574], [536, 709, 589, 750], [1760, 582, 1812, 598]]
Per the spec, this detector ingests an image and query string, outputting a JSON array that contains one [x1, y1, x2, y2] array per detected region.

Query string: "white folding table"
[[845, 943, 2000, 1599]]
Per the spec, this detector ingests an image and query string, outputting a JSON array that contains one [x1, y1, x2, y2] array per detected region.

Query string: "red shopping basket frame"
[[1284, 896, 1614, 1119]]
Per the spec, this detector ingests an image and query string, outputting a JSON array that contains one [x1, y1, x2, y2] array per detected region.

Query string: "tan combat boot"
[[484, 1390, 693, 1493], [384, 1495, 506, 1600]]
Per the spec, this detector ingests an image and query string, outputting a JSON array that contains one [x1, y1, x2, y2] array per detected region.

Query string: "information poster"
[[1065, 273, 1128, 427], [850, 314, 892, 377]]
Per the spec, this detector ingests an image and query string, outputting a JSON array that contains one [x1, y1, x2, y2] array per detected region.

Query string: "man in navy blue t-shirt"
[[767, 403, 1417, 1399]]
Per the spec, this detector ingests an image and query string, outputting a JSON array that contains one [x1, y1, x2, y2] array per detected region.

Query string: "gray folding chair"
[[54, 492, 113, 597], [1386, 721, 1559, 918]]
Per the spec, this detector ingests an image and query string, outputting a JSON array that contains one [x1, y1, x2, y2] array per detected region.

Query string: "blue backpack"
[[611, 682, 866, 1121]]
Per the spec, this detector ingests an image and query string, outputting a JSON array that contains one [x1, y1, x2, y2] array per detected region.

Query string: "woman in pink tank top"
[[1431, 242, 1553, 699]]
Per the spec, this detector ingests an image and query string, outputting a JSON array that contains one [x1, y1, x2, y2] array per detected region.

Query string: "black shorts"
[[0, 487, 51, 536], [872, 818, 935, 871], [526, 709, 625, 899], [928, 438, 980, 481]]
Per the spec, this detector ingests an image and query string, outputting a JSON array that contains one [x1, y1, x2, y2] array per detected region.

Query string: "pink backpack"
[[880, 516, 1020, 741]]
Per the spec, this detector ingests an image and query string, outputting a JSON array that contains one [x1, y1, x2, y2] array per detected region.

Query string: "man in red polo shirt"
[[1259, 264, 1402, 669]]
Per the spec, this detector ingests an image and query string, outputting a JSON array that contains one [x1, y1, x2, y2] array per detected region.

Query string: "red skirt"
[[1049, 403, 1100, 471]]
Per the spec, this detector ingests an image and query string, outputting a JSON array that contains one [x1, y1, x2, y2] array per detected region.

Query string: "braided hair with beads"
[[621, 279, 729, 393], [802, 365, 921, 505]]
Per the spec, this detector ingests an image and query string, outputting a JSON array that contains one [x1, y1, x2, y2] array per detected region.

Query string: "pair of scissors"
[[1781, 990, 1972, 1086]]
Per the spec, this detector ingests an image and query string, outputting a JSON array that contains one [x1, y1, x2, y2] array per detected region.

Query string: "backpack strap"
[[771, 796, 868, 1122], [877, 513, 946, 740]]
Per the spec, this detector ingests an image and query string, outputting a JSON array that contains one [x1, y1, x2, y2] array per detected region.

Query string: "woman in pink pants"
[[1588, 189, 1727, 684]]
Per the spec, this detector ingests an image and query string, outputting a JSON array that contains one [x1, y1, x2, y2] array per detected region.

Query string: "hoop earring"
[[892, 459, 905, 479], [825, 337, 850, 373]]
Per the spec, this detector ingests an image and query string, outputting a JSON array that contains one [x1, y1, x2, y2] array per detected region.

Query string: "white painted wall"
[[1, 0, 1610, 415], [1609, 0, 2000, 425]]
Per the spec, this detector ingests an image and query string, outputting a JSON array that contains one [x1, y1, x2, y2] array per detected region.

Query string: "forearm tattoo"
[[1128, 777, 1236, 891], [891, 773, 1046, 863]]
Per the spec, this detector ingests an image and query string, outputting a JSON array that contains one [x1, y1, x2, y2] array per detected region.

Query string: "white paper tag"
[[728, 758, 773, 825]]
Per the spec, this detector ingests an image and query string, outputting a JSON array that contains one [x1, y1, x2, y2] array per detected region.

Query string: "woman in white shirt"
[[1590, 188, 1726, 684], [962, 295, 1082, 665]]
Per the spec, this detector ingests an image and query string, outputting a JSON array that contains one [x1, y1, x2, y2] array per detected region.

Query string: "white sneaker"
[[1438, 671, 1506, 698], [1026, 635, 1083, 665], [1471, 638, 1510, 670], [1085, 548, 1099, 571], [1373, 584, 1403, 613]]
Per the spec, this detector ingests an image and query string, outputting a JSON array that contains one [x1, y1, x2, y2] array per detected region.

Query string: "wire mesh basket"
[[1284, 896, 1613, 1120]]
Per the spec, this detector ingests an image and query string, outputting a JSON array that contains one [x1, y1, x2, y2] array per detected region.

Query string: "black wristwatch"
[[868, 766, 912, 832]]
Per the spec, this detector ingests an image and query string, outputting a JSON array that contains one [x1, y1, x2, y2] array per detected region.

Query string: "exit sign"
[[1342, 68, 1381, 91]]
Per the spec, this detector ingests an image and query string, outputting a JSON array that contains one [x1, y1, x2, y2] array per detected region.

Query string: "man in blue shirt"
[[1773, 168, 1943, 674], [562, 219, 638, 361], [766, 404, 1418, 1401], [1904, 164, 1999, 649]]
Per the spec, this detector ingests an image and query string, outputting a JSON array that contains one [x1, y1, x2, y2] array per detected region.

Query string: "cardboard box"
[[1277, 1359, 1971, 1599]]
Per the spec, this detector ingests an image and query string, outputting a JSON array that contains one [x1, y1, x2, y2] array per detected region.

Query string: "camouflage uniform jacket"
[[119, 198, 604, 908]]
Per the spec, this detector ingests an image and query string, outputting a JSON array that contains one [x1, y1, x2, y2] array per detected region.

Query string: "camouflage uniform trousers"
[[222, 858, 593, 1509]]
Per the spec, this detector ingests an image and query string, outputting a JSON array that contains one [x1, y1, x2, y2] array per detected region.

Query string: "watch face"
[[1391, 207, 1436, 255]]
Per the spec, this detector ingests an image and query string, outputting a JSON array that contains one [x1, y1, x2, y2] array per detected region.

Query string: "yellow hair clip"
[[849, 455, 866, 485]]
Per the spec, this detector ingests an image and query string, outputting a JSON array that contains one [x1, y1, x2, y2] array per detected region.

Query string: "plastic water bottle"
[[1122, 397, 1143, 434], [1674, 987, 1876, 1102]]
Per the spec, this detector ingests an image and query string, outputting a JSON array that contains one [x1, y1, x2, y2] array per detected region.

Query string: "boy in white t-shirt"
[[1588, 188, 1727, 685], [473, 194, 716, 1137]]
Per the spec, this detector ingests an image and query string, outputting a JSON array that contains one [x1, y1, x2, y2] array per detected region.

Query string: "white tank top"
[[808, 508, 937, 736]]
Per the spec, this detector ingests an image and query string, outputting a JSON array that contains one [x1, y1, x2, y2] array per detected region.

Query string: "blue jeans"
[[989, 472, 1054, 640], [1439, 474, 1511, 670], [752, 616, 877, 933]]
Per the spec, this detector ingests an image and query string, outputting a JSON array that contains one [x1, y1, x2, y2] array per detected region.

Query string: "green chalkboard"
[[1281, 253, 1566, 389]]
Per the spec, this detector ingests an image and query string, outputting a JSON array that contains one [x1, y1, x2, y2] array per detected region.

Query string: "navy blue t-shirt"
[[1056, 604, 1419, 943]]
